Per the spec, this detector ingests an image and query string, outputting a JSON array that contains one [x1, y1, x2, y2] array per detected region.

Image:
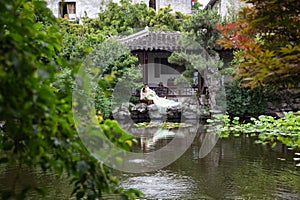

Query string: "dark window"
[[149, 0, 156, 10], [59, 2, 76, 20]]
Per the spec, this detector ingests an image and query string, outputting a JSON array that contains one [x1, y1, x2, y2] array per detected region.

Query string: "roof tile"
[[119, 27, 182, 51]]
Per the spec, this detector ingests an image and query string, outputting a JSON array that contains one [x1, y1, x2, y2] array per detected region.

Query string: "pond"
[[117, 124, 300, 199], [1, 124, 300, 199]]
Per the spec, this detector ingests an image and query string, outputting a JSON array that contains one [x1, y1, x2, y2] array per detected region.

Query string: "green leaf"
[[33, 22, 43, 30], [76, 191, 85, 199]]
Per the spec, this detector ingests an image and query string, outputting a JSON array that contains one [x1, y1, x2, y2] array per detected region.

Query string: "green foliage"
[[169, 8, 223, 98], [169, 7, 222, 71], [103, 54, 139, 84], [84, 0, 187, 34], [100, 120, 137, 151], [57, 20, 142, 117], [191, 1, 204, 11], [244, 0, 300, 50], [149, 5, 186, 31], [96, 0, 150, 34], [58, 19, 105, 61], [95, 59, 141, 118], [81, 39, 140, 118], [225, 80, 267, 116], [57, 1, 190, 119], [0, 1, 140, 199], [168, 51, 194, 84], [217, 0, 300, 88], [206, 113, 233, 138], [95, 90, 112, 118], [207, 112, 300, 148], [183, 7, 221, 53]]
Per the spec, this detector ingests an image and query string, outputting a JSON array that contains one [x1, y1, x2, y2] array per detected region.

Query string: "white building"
[[204, 0, 245, 18], [45, 0, 194, 20]]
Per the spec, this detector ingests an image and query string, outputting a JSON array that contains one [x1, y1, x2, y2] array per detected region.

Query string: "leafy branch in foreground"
[[207, 112, 300, 148], [0, 1, 140, 199]]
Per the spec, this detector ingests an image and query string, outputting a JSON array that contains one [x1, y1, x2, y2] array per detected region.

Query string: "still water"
[[1, 126, 300, 199], [118, 126, 300, 199]]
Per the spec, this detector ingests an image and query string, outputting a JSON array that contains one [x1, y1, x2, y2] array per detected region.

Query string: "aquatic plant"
[[207, 111, 300, 148], [135, 122, 192, 129]]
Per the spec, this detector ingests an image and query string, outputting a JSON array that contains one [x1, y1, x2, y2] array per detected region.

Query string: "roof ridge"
[[119, 26, 150, 43], [119, 27, 181, 43], [119, 27, 182, 51]]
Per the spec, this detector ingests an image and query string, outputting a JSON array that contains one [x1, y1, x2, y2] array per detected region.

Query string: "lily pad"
[[134, 122, 192, 129]]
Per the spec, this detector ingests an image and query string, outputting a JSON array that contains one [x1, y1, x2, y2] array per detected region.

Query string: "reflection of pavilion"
[[141, 129, 176, 151], [120, 27, 206, 98], [125, 126, 196, 153]]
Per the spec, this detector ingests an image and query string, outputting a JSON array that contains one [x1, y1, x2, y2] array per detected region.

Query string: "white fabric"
[[140, 88, 156, 100]]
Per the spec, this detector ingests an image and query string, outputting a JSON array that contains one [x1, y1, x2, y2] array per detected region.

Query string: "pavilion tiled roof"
[[119, 27, 182, 51]]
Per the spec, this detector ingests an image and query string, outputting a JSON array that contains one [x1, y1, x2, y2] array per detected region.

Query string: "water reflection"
[[140, 129, 176, 152], [1, 125, 300, 199], [109, 122, 200, 173], [120, 170, 206, 200], [0, 165, 71, 199], [119, 125, 300, 199]]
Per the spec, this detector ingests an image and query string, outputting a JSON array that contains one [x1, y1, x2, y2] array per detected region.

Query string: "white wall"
[[219, 0, 245, 18], [45, 0, 103, 18], [156, 0, 192, 14], [46, 0, 192, 19], [202, 0, 245, 18]]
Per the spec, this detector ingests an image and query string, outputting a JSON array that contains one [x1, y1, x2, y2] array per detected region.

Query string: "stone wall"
[[112, 97, 210, 122], [111, 88, 300, 122], [265, 89, 300, 116]]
